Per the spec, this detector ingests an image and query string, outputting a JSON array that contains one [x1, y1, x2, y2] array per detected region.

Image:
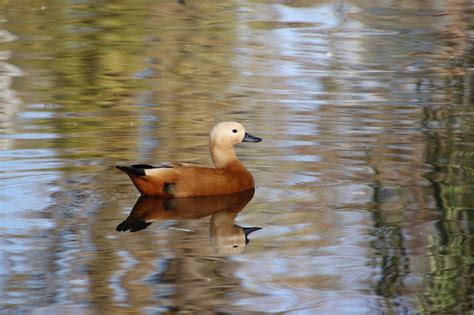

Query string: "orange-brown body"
[[117, 122, 261, 197], [124, 160, 255, 197]]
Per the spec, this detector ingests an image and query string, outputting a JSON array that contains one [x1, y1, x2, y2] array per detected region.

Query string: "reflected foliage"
[[1, 0, 474, 313], [423, 74, 474, 313]]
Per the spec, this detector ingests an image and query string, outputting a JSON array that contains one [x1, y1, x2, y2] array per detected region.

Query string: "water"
[[1, 0, 473, 313]]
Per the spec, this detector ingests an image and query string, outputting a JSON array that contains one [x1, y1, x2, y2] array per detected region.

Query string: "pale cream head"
[[209, 122, 261, 168], [210, 122, 247, 147]]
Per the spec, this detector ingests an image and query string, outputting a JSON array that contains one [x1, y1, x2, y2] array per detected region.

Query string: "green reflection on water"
[[367, 73, 474, 313], [423, 87, 474, 313], [3, 0, 240, 163]]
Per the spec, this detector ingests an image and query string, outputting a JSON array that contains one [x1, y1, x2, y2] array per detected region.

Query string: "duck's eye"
[[232, 129, 238, 133]]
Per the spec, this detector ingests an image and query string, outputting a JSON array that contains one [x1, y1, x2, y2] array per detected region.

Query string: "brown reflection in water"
[[117, 189, 261, 254]]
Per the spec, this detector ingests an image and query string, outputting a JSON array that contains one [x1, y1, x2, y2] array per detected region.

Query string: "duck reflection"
[[117, 189, 261, 254]]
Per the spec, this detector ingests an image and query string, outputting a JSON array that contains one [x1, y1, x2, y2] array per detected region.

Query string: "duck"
[[116, 121, 262, 197]]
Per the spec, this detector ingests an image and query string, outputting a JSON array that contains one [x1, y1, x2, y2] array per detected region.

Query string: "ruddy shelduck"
[[117, 122, 262, 197]]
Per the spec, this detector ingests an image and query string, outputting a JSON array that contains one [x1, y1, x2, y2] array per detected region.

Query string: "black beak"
[[243, 132, 262, 143]]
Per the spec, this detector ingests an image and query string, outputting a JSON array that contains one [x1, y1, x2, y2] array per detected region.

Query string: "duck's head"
[[210, 122, 262, 147]]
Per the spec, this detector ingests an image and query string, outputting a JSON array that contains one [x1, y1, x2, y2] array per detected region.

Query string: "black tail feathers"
[[116, 165, 146, 176]]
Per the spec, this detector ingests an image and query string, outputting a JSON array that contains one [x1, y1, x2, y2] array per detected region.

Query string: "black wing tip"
[[131, 164, 156, 169], [116, 165, 146, 176]]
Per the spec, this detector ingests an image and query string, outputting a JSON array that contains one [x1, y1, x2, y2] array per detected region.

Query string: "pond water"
[[1, 0, 473, 313]]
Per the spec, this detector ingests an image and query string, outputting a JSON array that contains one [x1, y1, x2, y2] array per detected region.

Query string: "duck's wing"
[[161, 162, 199, 168], [116, 164, 161, 176], [116, 162, 190, 176]]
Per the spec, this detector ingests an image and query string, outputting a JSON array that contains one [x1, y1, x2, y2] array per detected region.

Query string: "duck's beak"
[[243, 132, 262, 143]]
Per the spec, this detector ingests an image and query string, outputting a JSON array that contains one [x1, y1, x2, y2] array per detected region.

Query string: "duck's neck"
[[210, 143, 240, 169]]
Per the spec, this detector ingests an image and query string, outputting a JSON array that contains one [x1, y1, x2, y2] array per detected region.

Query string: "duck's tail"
[[117, 163, 165, 176], [116, 165, 147, 176], [116, 164, 174, 197]]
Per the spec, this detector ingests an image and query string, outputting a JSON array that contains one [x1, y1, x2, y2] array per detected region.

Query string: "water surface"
[[1, 0, 474, 313]]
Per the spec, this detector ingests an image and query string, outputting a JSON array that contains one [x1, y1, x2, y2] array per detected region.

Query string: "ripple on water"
[[1, 148, 57, 159], [1, 132, 58, 140], [16, 111, 56, 120], [257, 181, 374, 206], [0, 219, 56, 236], [0, 0, 472, 313]]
